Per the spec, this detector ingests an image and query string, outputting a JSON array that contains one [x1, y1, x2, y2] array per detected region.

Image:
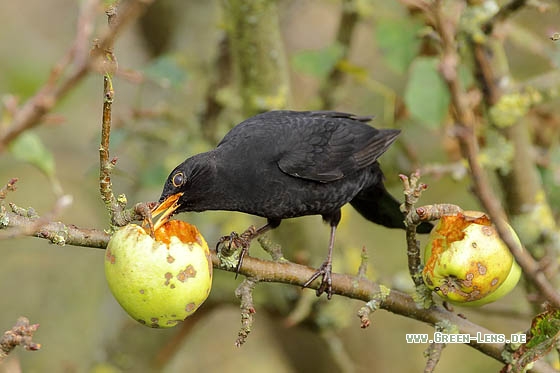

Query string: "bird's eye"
[[172, 172, 184, 188]]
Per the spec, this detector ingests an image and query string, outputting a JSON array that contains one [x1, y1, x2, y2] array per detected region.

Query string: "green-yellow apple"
[[422, 211, 521, 306], [105, 220, 213, 328]]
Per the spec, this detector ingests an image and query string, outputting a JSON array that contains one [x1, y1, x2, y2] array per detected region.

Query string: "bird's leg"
[[234, 223, 276, 276], [303, 224, 337, 299], [216, 219, 281, 278]]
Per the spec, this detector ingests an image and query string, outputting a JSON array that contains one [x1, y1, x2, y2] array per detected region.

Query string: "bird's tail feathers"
[[350, 183, 433, 233]]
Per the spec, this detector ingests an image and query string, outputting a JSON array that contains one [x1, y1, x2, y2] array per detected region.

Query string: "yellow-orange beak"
[[150, 192, 184, 232]]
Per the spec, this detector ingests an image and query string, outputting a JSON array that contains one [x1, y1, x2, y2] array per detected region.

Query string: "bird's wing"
[[277, 117, 400, 182]]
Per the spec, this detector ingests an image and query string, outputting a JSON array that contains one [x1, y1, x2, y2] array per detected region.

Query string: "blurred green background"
[[1, 0, 558, 372]]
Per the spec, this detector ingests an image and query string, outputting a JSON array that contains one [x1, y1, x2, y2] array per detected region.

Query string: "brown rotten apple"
[[422, 211, 521, 306]]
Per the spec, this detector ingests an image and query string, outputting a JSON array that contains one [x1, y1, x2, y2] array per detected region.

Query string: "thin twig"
[[0, 178, 18, 201], [400, 171, 428, 288], [0, 317, 41, 362], [319, 329, 356, 373], [357, 299, 380, 329], [234, 277, 258, 347], [98, 5, 122, 227], [284, 291, 317, 327], [356, 245, 368, 278], [257, 234, 285, 262], [424, 341, 445, 373], [482, 0, 528, 35]]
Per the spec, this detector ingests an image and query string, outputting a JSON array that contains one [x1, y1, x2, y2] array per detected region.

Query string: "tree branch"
[[200, 35, 232, 144], [223, 0, 290, 116], [0, 205, 556, 371], [482, 0, 528, 35], [318, 0, 359, 109]]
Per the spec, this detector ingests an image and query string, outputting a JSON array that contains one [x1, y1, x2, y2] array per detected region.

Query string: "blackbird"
[[153, 110, 432, 298]]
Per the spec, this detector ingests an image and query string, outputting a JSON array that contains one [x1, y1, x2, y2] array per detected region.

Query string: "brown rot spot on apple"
[[139, 289, 145, 295], [167, 255, 175, 263], [206, 252, 213, 276], [477, 262, 487, 275], [177, 265, 197, 282], [105, 248, 116, 264], [185, 302, 196, 313], [150, 317, 160, 328], [468, 289, 481, 300], [164, 272, 173, 286]]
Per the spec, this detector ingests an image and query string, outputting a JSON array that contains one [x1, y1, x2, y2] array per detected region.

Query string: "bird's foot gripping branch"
[[215, 226, 258, 275]]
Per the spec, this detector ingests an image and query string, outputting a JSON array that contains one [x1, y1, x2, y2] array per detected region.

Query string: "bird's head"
[[150, 154, 214, 227]]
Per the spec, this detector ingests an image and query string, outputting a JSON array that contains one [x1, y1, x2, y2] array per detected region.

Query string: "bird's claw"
[[215, 229, 254, 278], [303, 261, 333, 299]]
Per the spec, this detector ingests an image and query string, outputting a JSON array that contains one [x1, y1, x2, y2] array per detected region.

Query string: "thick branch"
[[318, 0, 359, 109], [200, 35, 232, 143], [223, 0, 290, 116]]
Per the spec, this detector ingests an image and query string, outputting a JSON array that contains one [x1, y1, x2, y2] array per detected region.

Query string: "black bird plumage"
[[157, 110, 432, 298]]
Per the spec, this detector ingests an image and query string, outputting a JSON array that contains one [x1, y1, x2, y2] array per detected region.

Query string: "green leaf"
[[375, 17, 423, 74], [404, 57, 450, 129], [9, 131, 55, 177], [291, 43, 345, 78], [143, 55, 188, 89]]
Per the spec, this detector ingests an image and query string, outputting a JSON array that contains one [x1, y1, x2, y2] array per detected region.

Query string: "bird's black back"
[[198, 111, 400, 220], [217, 111, 399, 181]]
